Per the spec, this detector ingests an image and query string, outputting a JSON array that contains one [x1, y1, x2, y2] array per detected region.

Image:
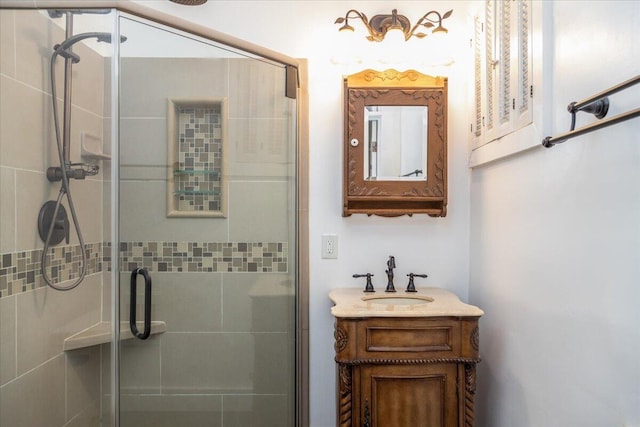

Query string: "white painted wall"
[[133, 1, 640, 425], [470, 1, 640, 426]]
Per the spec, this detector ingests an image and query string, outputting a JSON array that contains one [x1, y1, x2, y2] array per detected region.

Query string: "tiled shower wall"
[[0, 9, 107, 427], [1, 11, 295, 427]]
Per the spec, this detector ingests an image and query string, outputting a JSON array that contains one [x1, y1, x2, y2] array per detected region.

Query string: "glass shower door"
[[116, 15, 297, 427]]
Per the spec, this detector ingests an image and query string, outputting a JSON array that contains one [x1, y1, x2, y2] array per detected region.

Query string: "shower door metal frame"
[[109, 10, 122, 425]]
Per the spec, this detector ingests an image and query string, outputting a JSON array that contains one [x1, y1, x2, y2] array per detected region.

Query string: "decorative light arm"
[[335, 10, 381, 42], [408, 9, 453, 39]]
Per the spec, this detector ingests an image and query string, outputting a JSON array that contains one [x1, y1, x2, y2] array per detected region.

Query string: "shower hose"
[[40, 47, 88, 291]]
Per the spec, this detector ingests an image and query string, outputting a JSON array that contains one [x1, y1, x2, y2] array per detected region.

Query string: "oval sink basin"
[[362, 294, 434, 306]]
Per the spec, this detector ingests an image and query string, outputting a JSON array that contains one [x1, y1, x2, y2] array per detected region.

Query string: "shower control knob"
[[37, 201, 69, 246]]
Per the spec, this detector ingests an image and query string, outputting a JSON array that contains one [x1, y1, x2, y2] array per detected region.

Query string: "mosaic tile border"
[[115, 241, 288, 274], [0, 242, 103, 298], [0, 241, 288, 299]]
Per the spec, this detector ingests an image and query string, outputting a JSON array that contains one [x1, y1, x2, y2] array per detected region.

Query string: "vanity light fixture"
[[335, 8, 453, 42]]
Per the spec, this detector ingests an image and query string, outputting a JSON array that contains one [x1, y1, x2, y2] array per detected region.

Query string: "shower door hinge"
[[285, 65, 298, 99]]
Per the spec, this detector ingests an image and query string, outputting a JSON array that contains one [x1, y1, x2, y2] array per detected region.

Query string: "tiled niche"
[[167, 98, 227, 218]]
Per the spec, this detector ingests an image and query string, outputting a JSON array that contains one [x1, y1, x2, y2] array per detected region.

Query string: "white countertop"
[[329, 287, 484, 318]]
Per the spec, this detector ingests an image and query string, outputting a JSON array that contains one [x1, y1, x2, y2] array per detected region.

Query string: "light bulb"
[[378, 28, 407, 64]]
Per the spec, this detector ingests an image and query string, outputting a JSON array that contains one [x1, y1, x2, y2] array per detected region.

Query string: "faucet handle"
[[406, 273, 428, 293], [353, 273, 375, 293]]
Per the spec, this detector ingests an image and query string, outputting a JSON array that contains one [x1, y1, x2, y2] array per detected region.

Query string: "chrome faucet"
[[385, 256, 396, 292]]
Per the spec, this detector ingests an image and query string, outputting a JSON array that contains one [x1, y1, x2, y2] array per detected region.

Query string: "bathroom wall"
[[0, 9, 108, 427], [120, 1, 639, 425], [116, 51, 296, 426], [131, 1, 475, 424], [469, 2, 640, 426]]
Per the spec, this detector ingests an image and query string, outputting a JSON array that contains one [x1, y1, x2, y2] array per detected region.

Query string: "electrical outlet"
[[322, 234, 338, 259]]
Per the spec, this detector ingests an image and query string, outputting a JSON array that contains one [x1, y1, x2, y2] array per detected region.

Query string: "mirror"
[[364, 106, 428, 181], [343, 69, 447, 217]]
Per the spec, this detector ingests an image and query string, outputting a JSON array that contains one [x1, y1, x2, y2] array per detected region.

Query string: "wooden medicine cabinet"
[[342, 69, 448, 217]]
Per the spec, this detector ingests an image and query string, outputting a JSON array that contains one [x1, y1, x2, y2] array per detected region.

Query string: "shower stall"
[[0, 4, 306, 426]]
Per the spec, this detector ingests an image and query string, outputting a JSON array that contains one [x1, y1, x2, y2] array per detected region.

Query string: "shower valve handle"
[[64, 216, 70, 244], [54, 216, 70, 244]]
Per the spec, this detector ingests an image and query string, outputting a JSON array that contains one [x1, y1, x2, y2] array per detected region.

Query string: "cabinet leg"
[[338, 363, 353, 427], [464, 363, 477, 427]]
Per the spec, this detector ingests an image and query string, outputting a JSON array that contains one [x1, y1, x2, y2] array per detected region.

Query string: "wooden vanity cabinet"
[[334, 316, 480, 427]]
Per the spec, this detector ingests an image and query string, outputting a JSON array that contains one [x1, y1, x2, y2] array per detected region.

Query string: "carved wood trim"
[[335, 357, 481, 366], [363, 399, 371, 427], [470, 326, 480, 351], [334, 324, 349, 353], [464, 363, 477, 427], [347, 69, 446, 88], [346, 88, 445, 199], [338, 364, 352, 427]]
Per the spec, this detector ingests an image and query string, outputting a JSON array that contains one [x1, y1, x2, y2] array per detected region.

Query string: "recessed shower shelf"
[[63, 321, 166, 351], [167, 98, 228, 218]]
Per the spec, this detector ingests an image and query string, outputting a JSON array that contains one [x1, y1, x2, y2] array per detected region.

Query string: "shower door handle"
[[130, 267, 152, 340]]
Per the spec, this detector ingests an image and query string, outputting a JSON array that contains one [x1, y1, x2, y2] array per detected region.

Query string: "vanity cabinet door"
[[359, 364, 458, 427]]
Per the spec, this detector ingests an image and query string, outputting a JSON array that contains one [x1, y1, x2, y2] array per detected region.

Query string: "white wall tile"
[[150, 272, 222, 332], [0, 10, 15, 79], [0, 295, 17, 385], [222, 273, 293, 333], [228, 181, 290, 242], [120, 58, 229, 118], [119, 180, 228, 242], [228, 58, 288, 119], [16, 274, 101, 375], [15, 169, 50, 251], [0, 354, 66, 427], [0, 167, 16, 253], [14, 9, 64, 94], [227, 117, 293, 179], [119, 335, 161, 394], [0, 75, 48, 171], [65, 346, 100, 422], [119, 117, 168, 181], [119, 394, 221, 427], [224, 395, 291, 427]]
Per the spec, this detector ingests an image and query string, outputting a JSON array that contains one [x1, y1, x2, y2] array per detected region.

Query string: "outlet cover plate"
[[322, 234, 338, 259]]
